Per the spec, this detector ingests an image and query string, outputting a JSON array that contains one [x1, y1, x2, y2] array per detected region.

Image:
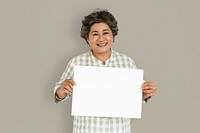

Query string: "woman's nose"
[[98, 34, 105, 41]]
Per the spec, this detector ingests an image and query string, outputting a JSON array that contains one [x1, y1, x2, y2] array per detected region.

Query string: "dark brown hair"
[[80, 9, 118, 43]]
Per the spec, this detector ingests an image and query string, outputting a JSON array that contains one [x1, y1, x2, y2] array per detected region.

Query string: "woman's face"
[[87, 22, 114, 60]]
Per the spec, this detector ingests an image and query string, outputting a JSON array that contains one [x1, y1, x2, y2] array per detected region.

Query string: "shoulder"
[[113, 50, 137, 68], [69, 51, 89, 60], [113, 50, 135, 61], [73, 52, 89, 59], [68, 51, 90, 65]]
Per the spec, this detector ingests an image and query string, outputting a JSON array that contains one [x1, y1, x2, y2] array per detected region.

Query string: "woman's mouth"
[[97, 43, 107, 47]]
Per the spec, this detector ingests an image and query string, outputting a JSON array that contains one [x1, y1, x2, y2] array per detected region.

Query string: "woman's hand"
[[56, 79, 76, 100], [141, 82, 157, 100]]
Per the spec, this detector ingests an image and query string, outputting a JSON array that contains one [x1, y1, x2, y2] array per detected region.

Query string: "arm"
[[128, 57, 157, 102], [53, 58, 75, 103], [54, 79, 76, 102]]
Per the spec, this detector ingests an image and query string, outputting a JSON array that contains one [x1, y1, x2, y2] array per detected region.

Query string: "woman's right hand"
[[55, 79, 76, 100]]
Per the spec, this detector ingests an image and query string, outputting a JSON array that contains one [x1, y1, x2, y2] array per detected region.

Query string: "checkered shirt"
[[54, 49, 137, 133]]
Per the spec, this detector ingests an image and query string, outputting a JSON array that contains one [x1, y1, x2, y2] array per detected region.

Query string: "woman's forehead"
[[90, 22, 111, 32]]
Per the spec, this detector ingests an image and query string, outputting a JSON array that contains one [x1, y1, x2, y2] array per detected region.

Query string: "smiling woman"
[[87, 22, 114, 63], [53, 8, 157, 133], [80, 9, 118, 63], [80, 9, 118, 42]]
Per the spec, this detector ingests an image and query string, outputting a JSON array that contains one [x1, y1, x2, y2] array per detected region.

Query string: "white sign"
[[72, 66, 143, 118]]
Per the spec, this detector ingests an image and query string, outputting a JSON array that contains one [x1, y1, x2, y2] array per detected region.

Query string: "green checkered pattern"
[[54, 49, 137, 133]]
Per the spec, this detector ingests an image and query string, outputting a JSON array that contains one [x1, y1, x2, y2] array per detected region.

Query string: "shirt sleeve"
[[129, 58, 151, 103], [129, 57, 137, 69], [53, 58, 74, 103]]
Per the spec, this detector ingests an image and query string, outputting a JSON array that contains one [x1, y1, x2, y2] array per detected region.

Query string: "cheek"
[[88, 37, 98, 44], [105, 34, 113, 40], [88, 39, 96, 46], [107, 36, 113, 42]]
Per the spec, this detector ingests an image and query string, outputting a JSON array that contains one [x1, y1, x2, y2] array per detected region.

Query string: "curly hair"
[[80, 9, 119, 43]]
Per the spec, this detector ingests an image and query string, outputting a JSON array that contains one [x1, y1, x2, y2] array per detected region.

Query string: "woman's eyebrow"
[[103, 29, 110, 32], [91, 29, 110, 33], [91, 30, 98, 33]]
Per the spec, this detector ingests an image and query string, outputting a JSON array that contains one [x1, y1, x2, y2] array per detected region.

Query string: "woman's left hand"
[[141, 82, 157, 100]]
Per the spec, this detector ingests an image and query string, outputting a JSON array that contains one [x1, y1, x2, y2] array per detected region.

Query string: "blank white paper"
[[72, 66, 143, 118]]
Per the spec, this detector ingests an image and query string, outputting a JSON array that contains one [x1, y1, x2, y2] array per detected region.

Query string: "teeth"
[[97, 43, 107, 47]]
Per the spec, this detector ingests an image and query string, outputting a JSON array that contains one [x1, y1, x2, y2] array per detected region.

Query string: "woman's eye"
[[103, 32, 109, 35], [92, 33, 98, 36]]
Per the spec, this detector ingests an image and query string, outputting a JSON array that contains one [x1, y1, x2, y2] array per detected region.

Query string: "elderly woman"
[[54, 9, 157, 133]]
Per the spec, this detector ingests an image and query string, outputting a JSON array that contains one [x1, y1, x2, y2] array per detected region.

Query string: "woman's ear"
[[86, 38, 89, 45]]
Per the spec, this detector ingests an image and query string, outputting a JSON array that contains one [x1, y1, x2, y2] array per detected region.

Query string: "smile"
[[97, 43, 107, 47]]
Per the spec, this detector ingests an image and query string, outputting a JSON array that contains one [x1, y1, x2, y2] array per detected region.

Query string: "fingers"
[[141, 82, 157, 97], [61, 79, 76, 94]]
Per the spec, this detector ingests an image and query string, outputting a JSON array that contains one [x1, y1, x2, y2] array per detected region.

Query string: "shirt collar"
[[90, 49, 114, 65]]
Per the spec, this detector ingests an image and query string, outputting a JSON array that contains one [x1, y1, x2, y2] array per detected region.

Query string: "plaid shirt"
[[54, 49, 137, 133]]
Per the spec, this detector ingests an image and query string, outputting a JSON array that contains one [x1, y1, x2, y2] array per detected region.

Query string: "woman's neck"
[[92, 50, 111, 64]]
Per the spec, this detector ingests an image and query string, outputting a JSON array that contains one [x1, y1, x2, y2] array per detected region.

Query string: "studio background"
[[1, 0, 199, 133]]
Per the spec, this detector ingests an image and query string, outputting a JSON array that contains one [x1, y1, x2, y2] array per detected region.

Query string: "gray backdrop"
[[1, 0, 200, 133]]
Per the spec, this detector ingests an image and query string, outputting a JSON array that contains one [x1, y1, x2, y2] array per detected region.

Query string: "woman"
[[54, 9, 157, 133]]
